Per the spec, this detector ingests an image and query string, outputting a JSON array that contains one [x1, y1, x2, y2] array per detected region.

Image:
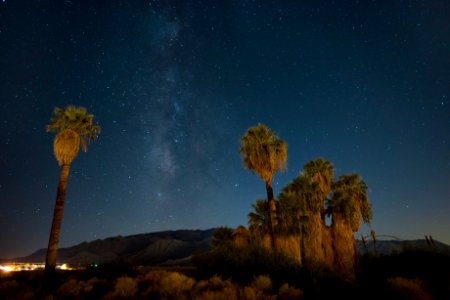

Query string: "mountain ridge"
[[3, 229, 215, 265], [2, 229, 449, 265]]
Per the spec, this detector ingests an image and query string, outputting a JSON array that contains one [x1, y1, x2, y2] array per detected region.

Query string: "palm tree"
[[303, 158, 334, 214], [302, 158, 335, 265], [248, 199, 270, 239], [278, 174, 324, 263], [45, 106, 100, 277], [328, 173, 372, 280], [240, 124, 287, 249], [329, 173, 372, 232]]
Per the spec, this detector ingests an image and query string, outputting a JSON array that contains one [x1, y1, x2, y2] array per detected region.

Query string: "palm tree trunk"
[[265, 180, 277, 249], [332, 212, 355, 281], [45, 164, 70, 278], [303, 214, 325, 264]]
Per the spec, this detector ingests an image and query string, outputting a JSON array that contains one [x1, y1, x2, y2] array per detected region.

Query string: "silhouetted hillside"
[[3, 230, 449, 266], [7, 229, 215, 265], [356, 238, 450, 255]]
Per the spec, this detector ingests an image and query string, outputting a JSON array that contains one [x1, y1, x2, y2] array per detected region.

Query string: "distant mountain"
[[3, 230, 449, 266], [6, 229, 215, 265], [356, 238, 450, 255]]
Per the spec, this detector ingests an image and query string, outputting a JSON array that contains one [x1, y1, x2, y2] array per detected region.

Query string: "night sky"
[[1, 0, 449, 259]]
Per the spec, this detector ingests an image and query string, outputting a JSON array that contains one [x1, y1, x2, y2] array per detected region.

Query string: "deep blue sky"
[[1, 0, 449, 258]]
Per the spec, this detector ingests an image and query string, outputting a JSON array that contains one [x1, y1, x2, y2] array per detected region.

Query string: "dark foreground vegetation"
[[1, 246, 449, 299]]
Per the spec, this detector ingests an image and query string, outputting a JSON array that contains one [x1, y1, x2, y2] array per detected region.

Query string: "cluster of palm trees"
[[43, 107, 371, 281], [240, 124, 373, 279]]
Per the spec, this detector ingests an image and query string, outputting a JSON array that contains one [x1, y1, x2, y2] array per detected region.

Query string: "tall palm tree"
[[278, 174, 324, 263], [45, 106, 100, 277], [329, 173, 372, 232], [303, 158, 334, 213], [302, 158, 335, 265], [240, 124, 287, 249], [328, 173, 372, 280]]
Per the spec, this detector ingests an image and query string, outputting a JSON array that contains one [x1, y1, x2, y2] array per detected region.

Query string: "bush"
[[193, 275, 238, 300], [0, 280, 20, 297], [104, 276, 137, 299], [192, 243, 305, 289], [159, 272, 195, 298], [359, 250, 450, 299], [251, 275, 272, 292], [138, 270, 195, 299], [57, 278, 86, 299], [278, 283, 304, 300], [388, 277, 432, 300]]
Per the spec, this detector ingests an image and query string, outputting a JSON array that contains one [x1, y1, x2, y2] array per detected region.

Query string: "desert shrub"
[[359, 250, 450, 299], [278, 283, 303, 299], [193, 275, 232, 292], [210, 227, 234, 249], [137, 270, 167, 298], [0, 280, 20, 298], [138, 269, 168, 283], [192, 274, 278, 300], [240, 285, 278, 300], [138, 270, 195, 299], [194, 289, 238, 300], [240, 286, 262, 300], [388, 277, 432, 300], [193, 275, 238, 300], [57, 278, 86, 299], [84, 277, 109, 300], [0, 279, 36, 300], [192, 243, 305, 289], [104, 276, 138, 299], [159, 271, 195, 298], [251, 275, 272, 292], [83, 277, 99, 294]]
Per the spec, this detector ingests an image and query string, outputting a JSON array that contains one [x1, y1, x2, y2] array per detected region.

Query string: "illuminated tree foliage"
[[247, 199, 270, 239], [328, 174, 372, 279], [245, 157, 373, 280], [329, 174, 372, 232], [240, 124, 287, 249], [45, 105, 100, 277], [303, 158, 334, 214]]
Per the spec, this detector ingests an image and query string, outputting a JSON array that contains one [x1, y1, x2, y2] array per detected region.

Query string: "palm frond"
[[329, 173, 372, 231], [47, 105, 101, 147]]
